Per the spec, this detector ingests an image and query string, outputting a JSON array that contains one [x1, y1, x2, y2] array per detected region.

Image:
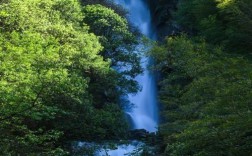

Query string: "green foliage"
[[0, 0, 140, 154], [152, 1, 252, 154], [83, 4, 141, 78], [82, 4, 142, 109], [151, 36, 252, 155], [81, 0, 128, 17], [175, 0, 252, 54]]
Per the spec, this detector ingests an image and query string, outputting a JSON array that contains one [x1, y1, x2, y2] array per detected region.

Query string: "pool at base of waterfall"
[[96, 141, 144, 156], [73, 140, 145, 156]]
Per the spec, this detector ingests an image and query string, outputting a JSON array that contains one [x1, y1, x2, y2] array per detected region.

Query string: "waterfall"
[[114, 0, 158, 132]]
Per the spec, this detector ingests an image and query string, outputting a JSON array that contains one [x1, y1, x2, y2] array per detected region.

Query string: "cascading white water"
[[113, 0, 158, 132]]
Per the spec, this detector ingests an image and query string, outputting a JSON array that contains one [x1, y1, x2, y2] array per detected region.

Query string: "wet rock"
[[129, 129, 149, 139]]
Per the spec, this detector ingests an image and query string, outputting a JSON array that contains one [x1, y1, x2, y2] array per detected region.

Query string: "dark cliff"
[[147, 0, 179, 40]]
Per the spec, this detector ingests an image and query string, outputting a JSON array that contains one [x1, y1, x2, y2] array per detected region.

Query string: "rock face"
[[129, 129, 149, 139], [147, 0, 180, 40], [128, 129, 160, 155], [129, 129, 157, 145]]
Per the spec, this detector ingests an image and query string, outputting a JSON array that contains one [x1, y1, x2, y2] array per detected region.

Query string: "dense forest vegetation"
[[0, 0, 142, 155], [151, 0, 252, 155], [2, 0, 252, 155]]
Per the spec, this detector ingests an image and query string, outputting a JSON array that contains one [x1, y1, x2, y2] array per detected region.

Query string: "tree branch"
[[0, 86, 44, 122]]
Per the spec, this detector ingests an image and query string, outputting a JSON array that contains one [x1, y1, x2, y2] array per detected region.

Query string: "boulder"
[[129, 129, 149, 139]]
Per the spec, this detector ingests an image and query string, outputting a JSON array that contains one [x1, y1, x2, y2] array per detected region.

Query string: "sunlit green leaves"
[[0, 0, 115, 154], [0, 0, 142, 154]]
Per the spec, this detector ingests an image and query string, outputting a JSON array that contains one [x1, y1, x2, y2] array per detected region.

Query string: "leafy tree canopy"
[[175, 0, 252, 54], [151, 35, 252, 155], [0, 0, 140, 154]]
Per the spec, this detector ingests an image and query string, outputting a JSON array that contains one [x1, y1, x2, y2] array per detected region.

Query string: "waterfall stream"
[[114, 0, 158, 133], [96, 1, 158, 155]]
